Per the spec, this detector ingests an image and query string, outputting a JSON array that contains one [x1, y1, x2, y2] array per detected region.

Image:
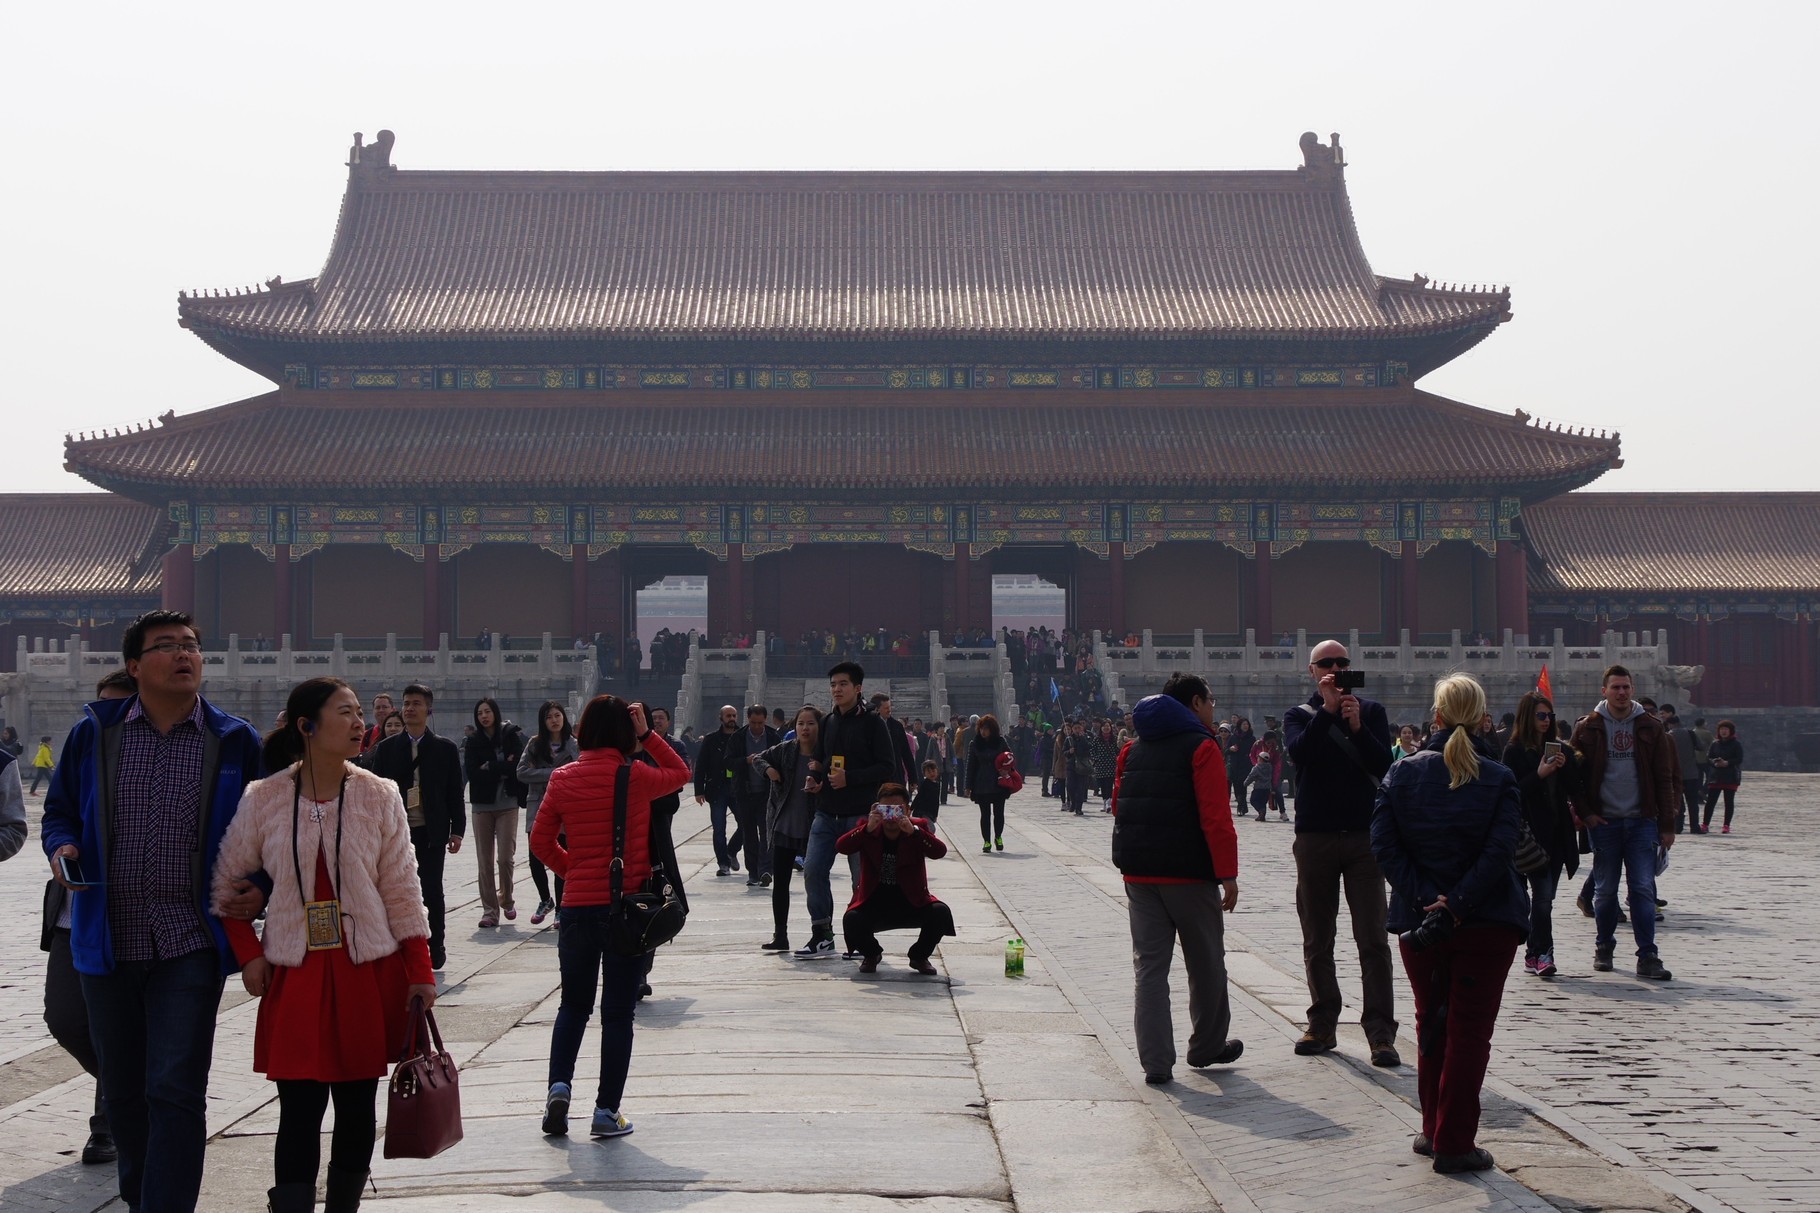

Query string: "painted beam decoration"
[[283, 362, 1397, 392], [183, 496, 1518, 552]]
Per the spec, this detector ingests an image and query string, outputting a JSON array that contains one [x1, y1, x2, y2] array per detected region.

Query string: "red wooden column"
[[1694, 615, 1711, 706], [1252, 542, 1273, 640], [1798, 614, 1815, 706], [1400, 541, 1421, 640], [1495, 540, 1528, 639], [161, 544, 196, 613], [953, 543, 972, 635], [273, 543, 292, 642], [725, 543, 745, 639], [1107, 541, 1127, 637], [570, 544, 589, 641], [422, 544, 441, 645]]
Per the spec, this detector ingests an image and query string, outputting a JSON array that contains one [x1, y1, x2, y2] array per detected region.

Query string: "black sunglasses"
[[1312, 657, 1352, 669], [1534, 711, 1554, 721]]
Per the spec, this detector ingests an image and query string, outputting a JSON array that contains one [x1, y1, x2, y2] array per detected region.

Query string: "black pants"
[[842, 887, 956, 963], [45, 927, 108, 1135], [771, 843, 801, 940], [274, 1077, 378, 1185], [409, 824, 448, 962], [1678, 779, 1702, 832], [1095, 774, 1114, 799], [734, 792, 771, 877], [977, 795, 1007, 844], [1703, 786, 1738, 828]]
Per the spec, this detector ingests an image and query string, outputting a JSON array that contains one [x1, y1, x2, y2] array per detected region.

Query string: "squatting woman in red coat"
[[530, 695, 688, 1141]]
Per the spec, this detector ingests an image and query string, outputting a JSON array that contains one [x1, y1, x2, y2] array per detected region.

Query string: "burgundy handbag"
[[383, 997, 463, 1159]]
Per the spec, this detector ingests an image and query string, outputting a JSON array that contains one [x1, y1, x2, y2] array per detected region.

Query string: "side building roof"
[[1527, 493, 1820, 594], [0, 494, 166, 601], [176, 133, 1512, 376], [64, 387, 1619, 502]]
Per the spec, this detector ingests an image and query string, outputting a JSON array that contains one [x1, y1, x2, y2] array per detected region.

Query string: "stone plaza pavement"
[[0, 773, 1813, 1212]]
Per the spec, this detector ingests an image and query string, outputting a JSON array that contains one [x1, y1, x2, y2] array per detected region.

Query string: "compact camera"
[[1333, 669, 1367, 693]]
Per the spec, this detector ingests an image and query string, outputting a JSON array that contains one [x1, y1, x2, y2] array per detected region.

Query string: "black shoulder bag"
[[604, 760, 688, 957]]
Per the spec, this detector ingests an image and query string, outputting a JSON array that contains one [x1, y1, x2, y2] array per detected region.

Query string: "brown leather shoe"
[[1293, 1031, 1337, 1056], [1370, 1042, 1403, 1068], [908, 956, 938, 976]]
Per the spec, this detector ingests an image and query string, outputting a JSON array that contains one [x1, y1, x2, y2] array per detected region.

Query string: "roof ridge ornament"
[[1298, 131, 1345, 182], [347, 129, 397, 172]]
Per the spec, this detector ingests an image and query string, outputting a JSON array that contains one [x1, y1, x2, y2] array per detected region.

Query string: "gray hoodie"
[[1593, 700, 1642, 818]]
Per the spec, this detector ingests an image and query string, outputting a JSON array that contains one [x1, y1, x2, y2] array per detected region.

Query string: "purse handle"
[[398, 995, 446, 1061]]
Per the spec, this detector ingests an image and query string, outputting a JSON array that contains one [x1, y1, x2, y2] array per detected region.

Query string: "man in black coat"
[[368, 682, 466, 970], [870, 692, 918, 790], [732, 705, 781, 886], [1282, 640, 1399, 1067], [693, 705, 745, 876]]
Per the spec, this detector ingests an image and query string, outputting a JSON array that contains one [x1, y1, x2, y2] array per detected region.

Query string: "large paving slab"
[[5, 774, 1813, 1210]]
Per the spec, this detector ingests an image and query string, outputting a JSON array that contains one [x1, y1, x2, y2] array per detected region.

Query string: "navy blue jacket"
[[1371, 729, 1529, 940], [1283, 692, 1393, 833], [40, 695, 264, 976]]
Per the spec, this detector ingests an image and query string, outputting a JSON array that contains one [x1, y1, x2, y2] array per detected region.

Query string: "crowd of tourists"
[[2, 606, 1758, 1209]]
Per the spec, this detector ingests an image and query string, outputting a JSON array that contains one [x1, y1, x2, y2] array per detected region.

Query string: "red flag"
[[1537, 664, 1553, 702]]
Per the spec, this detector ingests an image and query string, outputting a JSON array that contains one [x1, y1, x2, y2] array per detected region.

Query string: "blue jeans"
[[1523, 865, 1561, 959], [547, 906, 646, 1112], [80, 947, 225, 1213], [1591, 818, 1659, 958], [803, 813, 861, 928]]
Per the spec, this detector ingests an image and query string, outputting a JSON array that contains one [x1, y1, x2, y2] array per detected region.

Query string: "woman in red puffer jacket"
[[530, 696, 688, 1141]]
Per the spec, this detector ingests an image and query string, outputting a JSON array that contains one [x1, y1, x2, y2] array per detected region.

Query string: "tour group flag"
[[1537, 664, 1554, 702], [1050, 678, 1060, 703]]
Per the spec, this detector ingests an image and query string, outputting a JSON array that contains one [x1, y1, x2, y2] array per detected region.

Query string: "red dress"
[[227, 848, 432, 1082]]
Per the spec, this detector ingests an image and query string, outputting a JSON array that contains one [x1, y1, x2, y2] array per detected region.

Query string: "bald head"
[[1308, 640, 1349, 685]]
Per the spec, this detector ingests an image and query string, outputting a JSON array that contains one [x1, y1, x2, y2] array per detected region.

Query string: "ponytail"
[[1430, 673, 1487, 790], [262, 722, 305, 773], [1442, 725, 1480, 791]]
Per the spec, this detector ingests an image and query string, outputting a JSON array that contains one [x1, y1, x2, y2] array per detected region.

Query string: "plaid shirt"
[[107, 696, 213, 962]]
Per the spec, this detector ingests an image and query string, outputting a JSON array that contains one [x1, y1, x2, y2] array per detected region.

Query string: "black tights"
[[274, 1077, 378, 1186], [1703, 787, 1738, 829], [978, 796, 1007, 844], [528, 852, 564, 907], [771, 844, 799, 940]]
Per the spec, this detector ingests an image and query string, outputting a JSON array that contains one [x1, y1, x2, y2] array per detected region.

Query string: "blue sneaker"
[[541, 1082, 571, 1136], [590, 1106, 634, 1138]]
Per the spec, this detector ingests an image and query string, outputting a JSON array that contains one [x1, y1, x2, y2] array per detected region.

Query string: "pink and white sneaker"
[[1535, 954, 1558, 977], [1523, 955, 1542, 976], [1721, 825, 1731, 834]]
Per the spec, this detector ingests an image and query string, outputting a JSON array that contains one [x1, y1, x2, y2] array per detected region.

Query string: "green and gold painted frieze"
[[182, 496, 1521, 553], [284, 362, 1395, 393]]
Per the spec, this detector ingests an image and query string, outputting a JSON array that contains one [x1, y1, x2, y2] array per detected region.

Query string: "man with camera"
[[837, 783, 953, 974], [1282, 640, 1400, 1067], [797, 662, 897, 958]]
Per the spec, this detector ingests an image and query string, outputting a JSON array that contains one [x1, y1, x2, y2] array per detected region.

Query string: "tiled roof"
[[0, 494, 166, 599], [178, 158, 1511, 349], [65, 387, 1617, 499], [1527, 494, 1820, 593]]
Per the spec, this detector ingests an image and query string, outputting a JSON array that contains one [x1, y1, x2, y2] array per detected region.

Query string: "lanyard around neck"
[[291, 771, 348, 907]]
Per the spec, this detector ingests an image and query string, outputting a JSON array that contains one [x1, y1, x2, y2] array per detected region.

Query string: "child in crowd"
[[1246, 752, 1275, 821], [913, 759, 942, 824]]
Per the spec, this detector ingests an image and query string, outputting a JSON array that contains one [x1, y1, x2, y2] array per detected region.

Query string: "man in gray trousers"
[[1110, 674, 1244, 1084]]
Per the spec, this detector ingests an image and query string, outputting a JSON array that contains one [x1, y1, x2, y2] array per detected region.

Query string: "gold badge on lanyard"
[[305, 899, 345, 950]]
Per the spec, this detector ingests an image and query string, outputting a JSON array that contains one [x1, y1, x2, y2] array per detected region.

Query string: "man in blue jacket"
[[1283, 639, 1400, 1068], [41, 610, 264, 1213]]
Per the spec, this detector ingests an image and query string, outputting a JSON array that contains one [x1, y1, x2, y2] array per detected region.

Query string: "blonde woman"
[[1370, 673, 1528, 1175]]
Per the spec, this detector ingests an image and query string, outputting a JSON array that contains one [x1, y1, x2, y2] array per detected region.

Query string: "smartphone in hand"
[[58, 855, 103, 889]]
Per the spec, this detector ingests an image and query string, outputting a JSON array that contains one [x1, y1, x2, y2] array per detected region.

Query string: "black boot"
[[267, 1181, 316, 1213], [324, 1165, 369, 1213]]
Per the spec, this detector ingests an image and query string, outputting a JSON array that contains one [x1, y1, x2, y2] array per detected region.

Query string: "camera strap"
[[1325, 720, 1381, 795]]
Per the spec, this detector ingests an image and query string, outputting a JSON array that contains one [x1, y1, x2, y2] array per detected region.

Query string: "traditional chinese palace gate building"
[[16, 131, 1813, 710]]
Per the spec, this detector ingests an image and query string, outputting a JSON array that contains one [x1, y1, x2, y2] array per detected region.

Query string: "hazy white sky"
[[3, 1, 1813, 495]]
